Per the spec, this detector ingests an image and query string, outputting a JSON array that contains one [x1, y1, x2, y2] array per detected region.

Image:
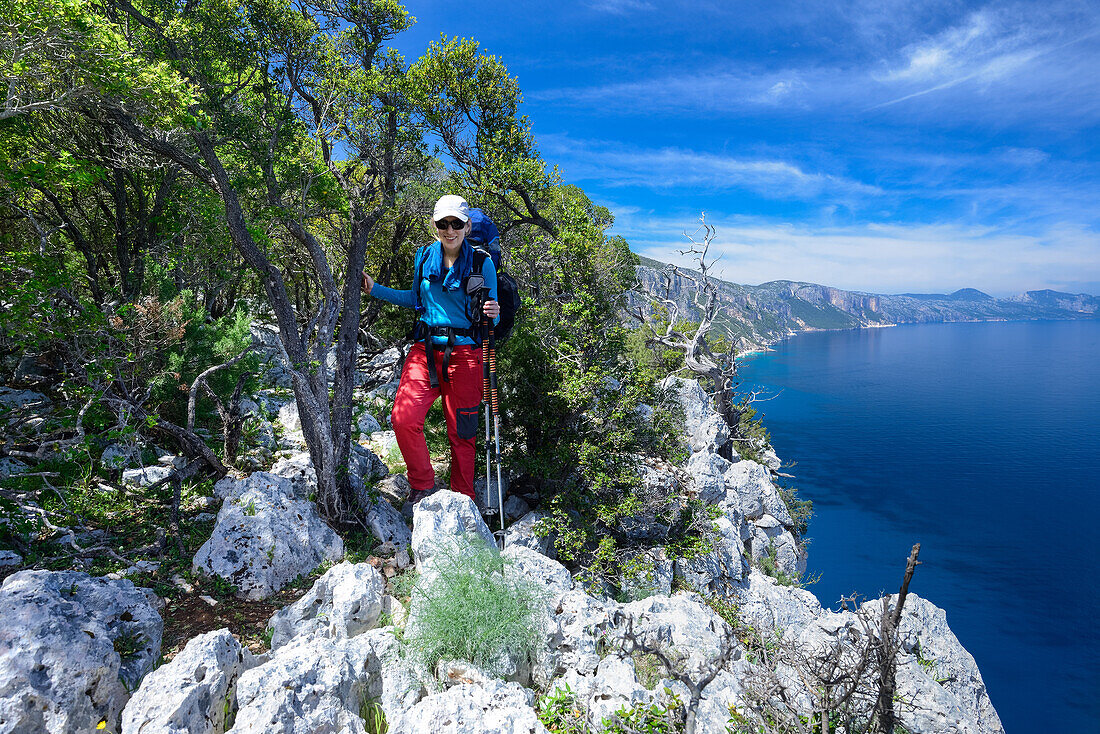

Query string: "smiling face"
[[433, 217, 470, 253]]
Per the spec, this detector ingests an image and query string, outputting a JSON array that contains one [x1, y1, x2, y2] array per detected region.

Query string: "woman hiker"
[[361, 195, 500, 504]]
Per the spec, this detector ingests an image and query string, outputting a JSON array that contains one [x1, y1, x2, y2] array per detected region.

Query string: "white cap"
[[432, 194, 470, 223]]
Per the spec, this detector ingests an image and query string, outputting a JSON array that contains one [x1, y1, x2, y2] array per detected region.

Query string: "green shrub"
[[777, 485, 812, 537], [538, 684, 684, 734], [537, 684, 592, 734], [404, 535, 544, 677], [603, 693, 685, 734]]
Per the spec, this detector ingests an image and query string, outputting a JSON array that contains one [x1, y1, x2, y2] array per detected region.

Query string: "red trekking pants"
[[390, 342, 482, 499]]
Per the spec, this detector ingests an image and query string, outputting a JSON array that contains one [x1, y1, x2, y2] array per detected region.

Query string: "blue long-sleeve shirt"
[[372, 242, 498, 346]]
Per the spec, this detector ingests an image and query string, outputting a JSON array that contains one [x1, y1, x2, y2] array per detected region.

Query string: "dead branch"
[[186, 346, 254, 432]]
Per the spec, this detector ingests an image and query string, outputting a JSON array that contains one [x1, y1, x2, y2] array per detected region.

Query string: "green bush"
[[537, 684, 591, 734], [603, 694, 685, 734], [537, 684, 685, 734], [404, 535, 544, 677]]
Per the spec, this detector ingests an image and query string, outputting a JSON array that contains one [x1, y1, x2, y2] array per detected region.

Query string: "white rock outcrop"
[[362, 497, 413, 567], [411, 491, 496, 570], [121, 629, 254, 734], [0, 570, 162, 734], [121, 464, 175, 487], [386, 678, 545, 734], [675, 514, 747, 598], [862, 594, 1004, 734], [659, 376, 730, 453], [503, 511, 553, 557], [267, 561, 386, 650], [228, 629, 422, 734], [193, 472, 343, 600]]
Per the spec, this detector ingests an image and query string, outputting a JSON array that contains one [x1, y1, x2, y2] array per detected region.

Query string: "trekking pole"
[[481, 314, 495, 523], [488, 323, 505, 540]]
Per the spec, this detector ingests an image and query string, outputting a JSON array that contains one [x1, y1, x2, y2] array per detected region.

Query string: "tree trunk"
[[873, 543, 922, 733]]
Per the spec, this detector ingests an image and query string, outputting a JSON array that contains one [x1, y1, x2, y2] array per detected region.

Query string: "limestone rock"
[[747, 520, 806, 580], [538, 589, 611, 681], [474, 474, 508, 517], [552, 655, 653, 727], [372, 473, 411, 508], [411, 491, 496, 569], [386, 678, 544, 734], [502, 545, 573, 600], [862, 594, 1004, 734], [0, 551, 21, 569], [674, 515, 747, 597], [0, 570, 162, 734], [0, 458, 28, 481], [228, 629, 422, 734], [356, 410, 382, 436], [192, 472, 343, 600], [276, 401, 304, 444], [0, 387, 49, 413], [686, 450, 735, 505], [613, 594, 739, 687], [659, 376, 730, 452], [694, 667, 751, 734], [350, 444, 388, 486], [100, 442, 142, 471], [503, 511, 553, 557], [121, 629, 254, 734], [723, 459, 792, 526], [760, 447, 782, 473], [121, 465, 174, 487], [269, 452, 316, 497], [620, 549, 674, 600], [365, 381, 400, 403], [267, 562, 385, 650], [361, 498, 412, 568], [503, 494, 530, 522], [733, 569, 822, 632]]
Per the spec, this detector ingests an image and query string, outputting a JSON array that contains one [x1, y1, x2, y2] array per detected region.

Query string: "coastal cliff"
[[0, 351, 1004, 732], [636, 256, 1100, 353]]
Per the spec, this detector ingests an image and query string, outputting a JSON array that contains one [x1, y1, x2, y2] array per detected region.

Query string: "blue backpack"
[[465, 209, 520, 342]]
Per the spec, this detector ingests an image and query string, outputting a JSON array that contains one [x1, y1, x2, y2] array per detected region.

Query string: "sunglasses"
[[435, 218, 466, 231]]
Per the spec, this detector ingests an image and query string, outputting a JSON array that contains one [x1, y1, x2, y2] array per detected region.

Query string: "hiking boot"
[[407, 487, 439, 505]]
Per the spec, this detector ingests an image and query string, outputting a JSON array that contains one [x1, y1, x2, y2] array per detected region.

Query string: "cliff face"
[[636, 256, 1100, 352]]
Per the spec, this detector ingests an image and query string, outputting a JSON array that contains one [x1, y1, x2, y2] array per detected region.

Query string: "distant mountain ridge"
[[634, 255, 1100, 352]]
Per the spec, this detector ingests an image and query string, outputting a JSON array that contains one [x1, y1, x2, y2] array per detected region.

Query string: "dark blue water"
[[739, 320, 1100, 734]]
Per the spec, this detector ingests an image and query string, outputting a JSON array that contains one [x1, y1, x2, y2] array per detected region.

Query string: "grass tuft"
[[404, 535, 544, 677]]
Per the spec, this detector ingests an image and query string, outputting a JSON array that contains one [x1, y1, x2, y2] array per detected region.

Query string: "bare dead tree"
[[602, 606, 739, 734], [186, 346, 254, 465], [629, 214, 741, 458], [871, 543, 922, 733], [732, 543, 924, 734]]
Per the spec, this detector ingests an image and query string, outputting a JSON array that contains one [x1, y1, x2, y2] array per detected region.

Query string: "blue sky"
[[395, 0, 1100, 296]]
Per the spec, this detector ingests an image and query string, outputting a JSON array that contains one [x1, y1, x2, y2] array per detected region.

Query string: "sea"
[[737, 319, 1100, 734]]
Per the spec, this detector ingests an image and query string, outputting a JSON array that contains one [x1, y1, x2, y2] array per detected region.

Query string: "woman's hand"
[[483, 299, 500, 319], [361, 271, 374, 296]]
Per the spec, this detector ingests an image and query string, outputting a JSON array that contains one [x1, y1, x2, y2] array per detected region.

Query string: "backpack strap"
[[413, 245, 427, 314]]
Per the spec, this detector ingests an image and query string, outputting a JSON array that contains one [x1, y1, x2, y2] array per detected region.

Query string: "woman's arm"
[[361, 247, 421, 309], [370, 282, 416, 308]]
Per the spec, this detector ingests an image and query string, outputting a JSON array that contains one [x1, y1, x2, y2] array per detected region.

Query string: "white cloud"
[[531, 3, 1100, 125], [539, 135, 882, 199], [620, 214, 1100, 296], [586, 0, 654, 14]]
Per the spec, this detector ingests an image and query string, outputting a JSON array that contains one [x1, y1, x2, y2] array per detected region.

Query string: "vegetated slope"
[[635, 255, 1100, 352]]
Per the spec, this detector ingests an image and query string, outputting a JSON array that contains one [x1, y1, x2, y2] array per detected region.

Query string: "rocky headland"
[[0, 332, 1004, 733]]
